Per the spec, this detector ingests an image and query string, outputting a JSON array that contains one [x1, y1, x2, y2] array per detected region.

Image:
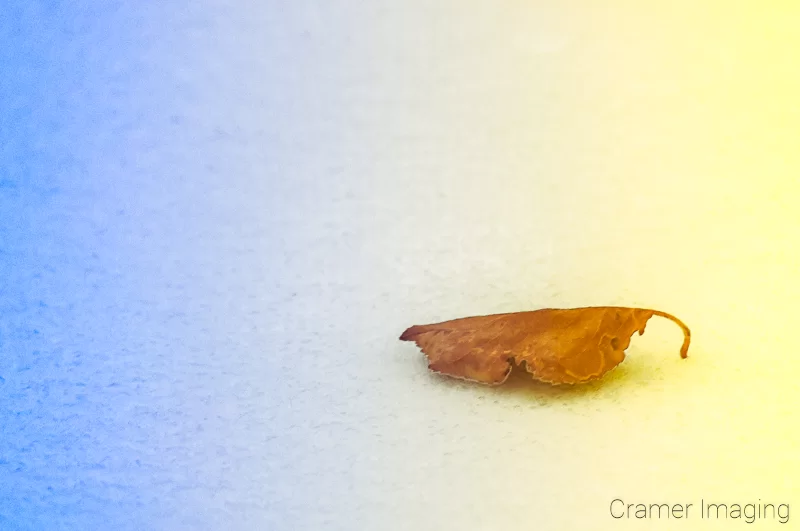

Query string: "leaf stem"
[[650, 310, 691, 359]]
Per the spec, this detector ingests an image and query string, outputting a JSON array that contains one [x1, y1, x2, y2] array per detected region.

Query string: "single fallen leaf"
[[400, 307, 690, 385]]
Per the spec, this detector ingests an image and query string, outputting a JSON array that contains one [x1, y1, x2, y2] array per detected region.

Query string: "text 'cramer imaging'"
[[610, 499, 790, 524]]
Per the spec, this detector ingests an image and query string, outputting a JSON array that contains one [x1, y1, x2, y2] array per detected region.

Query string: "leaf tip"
[[399, 325, 425, 341]]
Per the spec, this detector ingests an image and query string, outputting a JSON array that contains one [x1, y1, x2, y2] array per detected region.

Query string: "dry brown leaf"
[[400, 307, 690, 385]]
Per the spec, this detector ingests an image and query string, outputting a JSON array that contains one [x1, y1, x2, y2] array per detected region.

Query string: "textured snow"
[[2, 2, 799, 530]]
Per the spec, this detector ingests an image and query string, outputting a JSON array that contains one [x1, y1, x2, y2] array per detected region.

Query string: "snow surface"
[[2, 2, 798, 530]]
